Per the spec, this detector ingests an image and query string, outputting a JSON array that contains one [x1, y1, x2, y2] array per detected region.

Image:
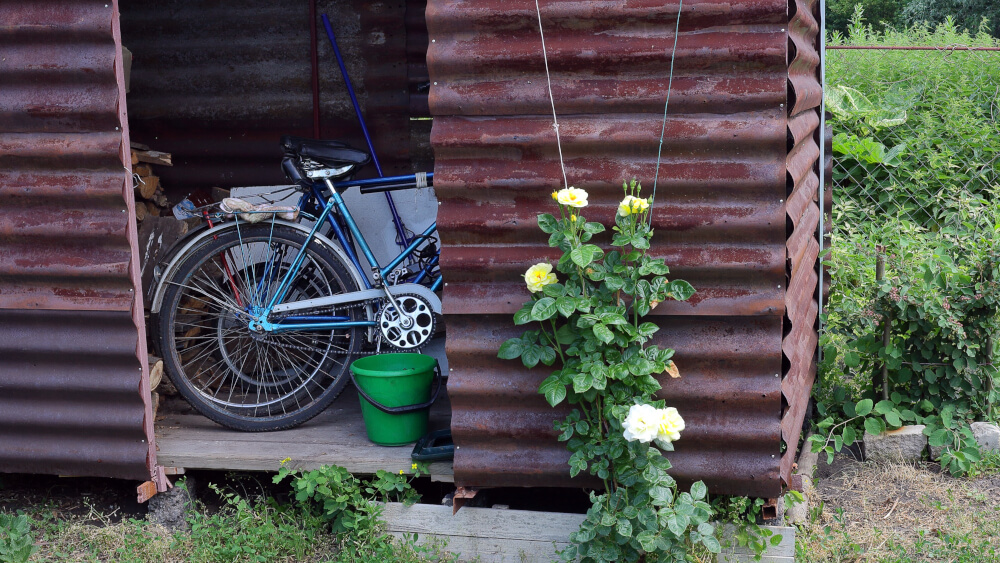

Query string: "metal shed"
[[0, 0, 822, 500]]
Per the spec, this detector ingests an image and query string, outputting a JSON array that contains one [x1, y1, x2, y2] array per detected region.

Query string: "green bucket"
[[350, 353, 441, 446]]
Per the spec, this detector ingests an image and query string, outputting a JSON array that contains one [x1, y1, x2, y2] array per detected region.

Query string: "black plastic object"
[[411, 429, 454, 462]]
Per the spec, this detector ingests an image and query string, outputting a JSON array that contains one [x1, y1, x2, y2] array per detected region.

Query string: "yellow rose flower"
[[630, 197, 649, 214], [618, 195, 637, 216], [556, 187, 588, 208], [570, 214, 577, 222], [524, 263, 558, 293], [551, 191, 559, 201]]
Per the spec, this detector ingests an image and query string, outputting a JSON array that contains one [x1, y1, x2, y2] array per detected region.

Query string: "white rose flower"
[[656, 407, 685, 444], [622, 404, 660, 443]]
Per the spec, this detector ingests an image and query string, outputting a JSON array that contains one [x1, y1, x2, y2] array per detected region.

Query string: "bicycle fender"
[[148, 220, 368, 314]]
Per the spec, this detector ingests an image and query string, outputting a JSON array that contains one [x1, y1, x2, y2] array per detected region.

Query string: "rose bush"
[[498, 180, 718, 562]]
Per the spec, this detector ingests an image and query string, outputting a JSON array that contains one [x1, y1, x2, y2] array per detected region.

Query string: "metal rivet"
[[121, 209, 126, 213], [432, 39, 436, 43], [779, 103, 784, 108], [775, 373, 780, 377], [778, 285, 782, 289], [444, 283, 448, 287], [781, 28, 786, 32], [779, 199, 784, 203], [434, 82, 438, 85]]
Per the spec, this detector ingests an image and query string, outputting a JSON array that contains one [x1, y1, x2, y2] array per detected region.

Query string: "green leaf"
[[690, 481, 707, 501], [570, 245, 597, 267], [884, 411, 902, 428], [702, 535, 722, 554], [616, 518, 632, 538], [842, 426, 857, 446], [844, 351, 861, 368], [555, 324, 576, 345], [864, 417, 884, 436], [928, 429, 950, 447], [522, 345, 541, 368], [542, 283, 565, 298], [539, 375, 567, 407], [855, 399, 873, 417], [874, 400, 895, 415], [636, 531, 657, 552], [556, 296, 577, 318], [593, 323, 614, 344], [668, 280, 696, 301], [497, 338, 524, 360], [531, 297, 558, 321], [513, 304, 533, 325], [537, 213, 559, 234], [583, 221, 605, 234]]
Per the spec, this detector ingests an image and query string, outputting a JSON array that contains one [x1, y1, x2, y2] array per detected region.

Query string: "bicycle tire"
[[158, 223, 363, 431]]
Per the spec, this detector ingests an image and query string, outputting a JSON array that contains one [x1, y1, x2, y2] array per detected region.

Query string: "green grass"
[[2, 486, 458, 563]]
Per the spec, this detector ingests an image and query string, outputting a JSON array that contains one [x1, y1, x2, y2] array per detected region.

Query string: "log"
[[135, 200, 147, 222], [135, 174, 159, 200], [133, 164, 154, 177], [151, 188, 169, 208], [149, 354, 164, 390], [133, 149, 173, 166], [146, 202, 161, 217], [130, 140, 150, 151]]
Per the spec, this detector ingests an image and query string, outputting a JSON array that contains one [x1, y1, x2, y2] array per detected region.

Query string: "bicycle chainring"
[[377, 293, 436, 351]]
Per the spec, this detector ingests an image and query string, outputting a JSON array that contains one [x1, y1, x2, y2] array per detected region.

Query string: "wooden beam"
[[381, 504, 795, 563]]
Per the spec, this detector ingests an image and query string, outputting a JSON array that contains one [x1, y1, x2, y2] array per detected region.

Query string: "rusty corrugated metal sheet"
[[429, 0, 795, 497], [780, 0, 822, 484], [0, 1, 162, 488], [120, 0, 430, 191]]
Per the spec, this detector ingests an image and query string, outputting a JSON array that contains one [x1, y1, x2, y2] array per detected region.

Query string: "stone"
[[972, 422, 1000, 451], [864, 424, 926, 462], [785, 437, 819, 525], [147, 476, 196, 532]]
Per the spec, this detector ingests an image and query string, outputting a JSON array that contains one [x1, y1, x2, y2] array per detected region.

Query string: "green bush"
[[817, 16, 1000, 474], [0, 512, 37, 563]]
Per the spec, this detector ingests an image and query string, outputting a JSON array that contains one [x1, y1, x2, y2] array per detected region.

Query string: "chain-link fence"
[[820, 41, 1000, 418]]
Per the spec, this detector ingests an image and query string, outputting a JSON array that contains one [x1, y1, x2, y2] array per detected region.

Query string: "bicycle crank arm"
[[270, 283, 442, 315]]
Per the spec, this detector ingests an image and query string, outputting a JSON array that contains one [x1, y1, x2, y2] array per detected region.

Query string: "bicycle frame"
[[244, 177, 441, 335]]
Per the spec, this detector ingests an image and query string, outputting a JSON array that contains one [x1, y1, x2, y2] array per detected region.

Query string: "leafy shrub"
[[0, 512, 37, 563], [817, 17, 1000, 474]]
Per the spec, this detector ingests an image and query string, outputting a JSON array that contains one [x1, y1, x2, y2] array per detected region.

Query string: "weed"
[[0, 512, 36, 563]]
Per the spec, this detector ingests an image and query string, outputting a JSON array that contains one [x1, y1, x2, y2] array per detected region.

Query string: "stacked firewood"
[[131, 141, 173, 221]]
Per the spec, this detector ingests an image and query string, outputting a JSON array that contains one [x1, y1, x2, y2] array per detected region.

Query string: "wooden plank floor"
[[154, 388, 453, 481]]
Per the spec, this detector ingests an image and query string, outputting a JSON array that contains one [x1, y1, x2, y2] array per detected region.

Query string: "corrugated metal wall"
[[781, 0, 822, 485], [0, 1, 161, 485], [429, 0, 820, 497], [120, 0, 431, 191]]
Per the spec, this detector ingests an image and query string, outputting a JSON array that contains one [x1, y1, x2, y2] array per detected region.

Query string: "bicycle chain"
[[255, 299, 426, 357]]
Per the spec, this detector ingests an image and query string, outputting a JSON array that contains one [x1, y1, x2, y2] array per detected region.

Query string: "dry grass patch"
[[797, 454, 1000, 562]]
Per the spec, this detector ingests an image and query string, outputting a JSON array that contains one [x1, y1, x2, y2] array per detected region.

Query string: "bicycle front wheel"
[[158, 223, 363, 431]]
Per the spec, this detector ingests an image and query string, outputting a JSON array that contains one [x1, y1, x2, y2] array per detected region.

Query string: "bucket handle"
[[350, 361, 443, 415]]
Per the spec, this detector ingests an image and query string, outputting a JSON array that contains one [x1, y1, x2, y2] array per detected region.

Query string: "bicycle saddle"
[[280, 135, 371, 167]]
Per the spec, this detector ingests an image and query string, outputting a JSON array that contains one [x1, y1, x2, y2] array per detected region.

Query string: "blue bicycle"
[[151, 137, 441, 431]]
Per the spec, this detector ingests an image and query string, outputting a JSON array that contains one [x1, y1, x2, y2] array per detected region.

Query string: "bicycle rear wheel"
[[158, 223, 362, 431]]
